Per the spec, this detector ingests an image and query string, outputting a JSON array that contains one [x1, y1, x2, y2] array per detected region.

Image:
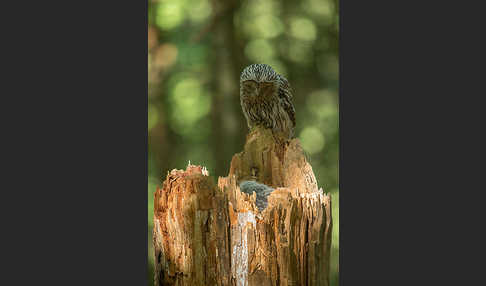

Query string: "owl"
[[240, 64, 296, 139]]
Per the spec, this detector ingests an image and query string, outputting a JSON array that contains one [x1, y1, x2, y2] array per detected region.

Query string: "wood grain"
[[153, 126, 332, 285]]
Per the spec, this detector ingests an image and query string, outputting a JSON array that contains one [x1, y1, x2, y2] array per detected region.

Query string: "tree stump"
[[153, 126, 332, 286]]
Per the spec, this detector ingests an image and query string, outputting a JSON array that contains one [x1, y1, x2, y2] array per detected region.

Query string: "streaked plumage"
[[240, 64, 296, 139], [239, 180, 274, 211]]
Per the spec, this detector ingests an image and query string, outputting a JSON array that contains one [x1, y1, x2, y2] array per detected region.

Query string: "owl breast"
[[240, 82, 294, 139]]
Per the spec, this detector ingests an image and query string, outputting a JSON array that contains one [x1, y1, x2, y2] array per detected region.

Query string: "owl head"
[[240, 64, 289, 98]]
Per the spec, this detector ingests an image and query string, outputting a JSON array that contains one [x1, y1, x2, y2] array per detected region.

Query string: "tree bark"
[[153, 126, 332, 286]]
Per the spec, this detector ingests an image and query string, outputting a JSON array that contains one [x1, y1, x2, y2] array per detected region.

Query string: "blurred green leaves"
[[307, 89, 338, 120], [177, 44, 208, 69], [245, 39, 275, 62], [187, 0, 211, 23], [242, 0, 281, 17], [168, 77, 211, 136], [287, 42, 313, 64], [148, 176, 159, 228], [300, 127, 325, 154], [148, 103, 159, 131], [243, 15, 284, 39], [303, 0, 334, 18], [155, 1, 185, 30], [155, 0, 212, 30], [148, 0, 339, 284], [290, 17, 317, 41], [317, 54, 339, 82]]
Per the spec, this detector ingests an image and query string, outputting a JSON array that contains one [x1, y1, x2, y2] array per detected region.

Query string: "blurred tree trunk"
[[153, 126, 332, 285], [210, 0, 246, 178]]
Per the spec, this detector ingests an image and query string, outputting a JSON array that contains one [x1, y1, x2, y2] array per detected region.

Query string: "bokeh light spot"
[[299, 127, 325, 154], [244, 15, 284, 39], [244, 0, 281, 17], [154, 43, 178, 69], [303, 0, 333, 18], [188, 0, 211, 23], [245, 39, 275, 62], [169, 77, 211, 135], [156, 1, 185, 30], [290, 17, 317, 41], [306, 89, 337, 119]]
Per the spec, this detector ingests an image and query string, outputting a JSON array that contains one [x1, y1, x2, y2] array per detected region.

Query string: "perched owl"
[[240, 64, 296, 139]]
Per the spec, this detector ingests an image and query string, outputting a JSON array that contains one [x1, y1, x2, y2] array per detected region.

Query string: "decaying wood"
[[153, 126, 332, 286]]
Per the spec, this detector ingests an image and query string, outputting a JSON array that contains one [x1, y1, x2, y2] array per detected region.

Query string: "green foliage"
[[148, 0, 339, 284]]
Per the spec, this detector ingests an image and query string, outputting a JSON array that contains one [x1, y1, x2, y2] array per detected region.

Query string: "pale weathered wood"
[[153, 166, 231, 285], [153, 126, 332, 286]]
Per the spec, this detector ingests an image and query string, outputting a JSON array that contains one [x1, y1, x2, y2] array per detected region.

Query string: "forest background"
[[148, 0, 339, 284]]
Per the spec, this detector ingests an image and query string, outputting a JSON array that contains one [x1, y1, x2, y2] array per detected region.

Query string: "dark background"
[[147, 0, 339, 284], [3, 1, 482, 285]]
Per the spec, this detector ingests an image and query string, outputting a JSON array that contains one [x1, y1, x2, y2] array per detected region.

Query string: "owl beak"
[[256, 83, 262, 93]]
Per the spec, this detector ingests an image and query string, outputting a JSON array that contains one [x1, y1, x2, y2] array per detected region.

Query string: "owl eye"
[[243, 80, 258, 88], [260, 82, 274, 92]]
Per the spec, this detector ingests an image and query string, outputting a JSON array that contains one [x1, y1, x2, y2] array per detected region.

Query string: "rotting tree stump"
[[153, 126, 332, 286]]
